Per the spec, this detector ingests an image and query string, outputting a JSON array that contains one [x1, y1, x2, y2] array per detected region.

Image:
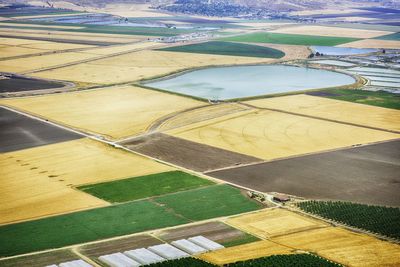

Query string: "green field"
[[0, 184, 260, 257], [154, 184, 262, 221], [308, 89, 400, 109], [148, 258, 216, 267], [297, 201, 400, 240], [376, 32, 400, 40], [0, 201, 188, 257], [220, 232, 260, 248], [221, 32, 359, 46], [78, 171, 214, 203], [157, 41, 285, 58], [225, 254, 342, 267]]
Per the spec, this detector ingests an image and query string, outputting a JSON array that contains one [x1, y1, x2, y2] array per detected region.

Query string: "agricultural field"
[[272, 227, 400, 267], [226, 209, 328, 238], [377, 32, 400, 40], [338, 39, 400, 49], [198, 240, 293, 265], [0, 184, 261, 257], [147, 258, 216, 267], [221, 32, 359, 46], [209, 140, 400, 206], [0, 137, 172, 224], [123, 133, 262, 172], [297, 201, 400, 239], [270, 25, 392, 38], [224, 254, 342, 267], [0, 85, 203, 140], [0, 249, 80, 267], [307, 89, 400, 109], [247, 94, 400, 132], [78, 171, 215, 203], [31, 50, 277, 84], [157, 41, 285, 58], [0, 74, 66, 95], [168, 109, 399, 160]]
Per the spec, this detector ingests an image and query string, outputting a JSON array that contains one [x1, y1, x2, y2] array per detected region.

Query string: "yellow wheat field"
[[32, 50, 276, 84], [168, 109, 399, 160], [0, 138, 173, 224], [0, 22, 84, 29], [247, 94, 400, 132], [273, 227, 400, 267], [226, 209, 328, 238], [339, 39, 400, 49], [270, 25, 392, 38], [0, 85, 203, 140], [198, 240, 294, 265]]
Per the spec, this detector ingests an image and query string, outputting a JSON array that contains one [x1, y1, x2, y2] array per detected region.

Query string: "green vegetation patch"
[[297, 200, 400, 240], [224, 254, 342, 267], [221, 32, 359, 46], [308, 89, 400, 109], [154, 184, 262, 221], [220, 232, 260, 248], [157, 41, 285, 58], [0, 200, 188, 257], [78, 171, 214, 203], [148, 257, 216, 266], [376, 32, 400, 40]]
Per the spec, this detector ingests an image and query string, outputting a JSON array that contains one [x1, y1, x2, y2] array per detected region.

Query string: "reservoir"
[[145, 65, 356, 100]]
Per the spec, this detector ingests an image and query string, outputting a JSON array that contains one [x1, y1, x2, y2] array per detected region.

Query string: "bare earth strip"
[[122, 133, 262, 172], [246, 94, 400, 132], [338, 39, 400, 49], [167, 109, 399, 160], [0, 138, 172, 224], [270, 25, 392, 38], [0, 85, 203, 140], [208, 140, 400, 206], [0, 249, 80, 267]]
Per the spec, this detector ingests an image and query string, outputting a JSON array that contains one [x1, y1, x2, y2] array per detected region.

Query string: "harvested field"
[[123, 133, 262, 172], [155, 221, 259, 247], [221, 32, 358, 46], [0, 249, 79, 267], [272, 227, 400, 267], [198, 240, 293, 265], [338, 39, 400, 49], [246, 94, 400, 132], [270, 25, 392, 38], [226, 209, 328, 239], [153, 185, 262, 221], [157, 41, 285, 58], [80, 234, 161, 258], [78, 171, 214, 203], [168, 109, 399, 160], [0, 34, 122, 46], [0, 22, 84, 30], [209, 140, 400, 206], [0, 138, 172, 224], [32, 50, 276, 84], [0, 74, 65, 94], [81, 42, 160, 56], [0, 199, 189, 257], [1, 85, 203, 140], [0, 51, 100, 73], [0, 107, 81, 153]]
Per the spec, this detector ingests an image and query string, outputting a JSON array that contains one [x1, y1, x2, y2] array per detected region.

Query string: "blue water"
[[146, 65, 356, 100], [311, 46, 379, 56]]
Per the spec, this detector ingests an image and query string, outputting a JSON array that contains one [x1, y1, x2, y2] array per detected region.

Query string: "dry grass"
[[273, 227, 400, 267], [168, 109, 399, 160], [247, 94, 400, 132], [33, 50, 276, 84], [0, 22, 84, 29], [338, 39, 400, 49], [226, 209, 328, 238], [0, 85, 203, 140], [0, 51, 100, 73], [198, 240, 293, 265], [81, 42, 161, 56], [0, 138, 172, 224], [270, 25, 392, 39]]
